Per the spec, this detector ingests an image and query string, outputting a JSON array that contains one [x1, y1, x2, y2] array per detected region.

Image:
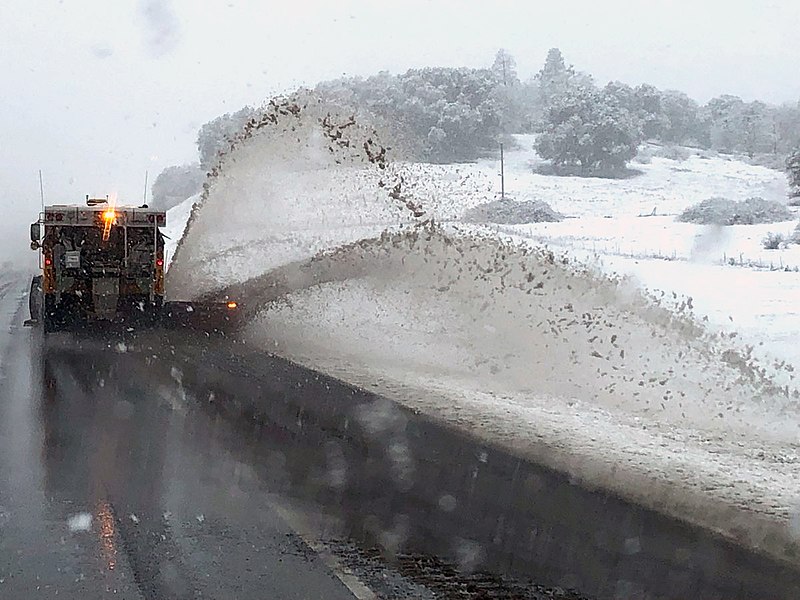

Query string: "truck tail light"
[[43, 251, 55, 293], [154, 254, 164, 295]]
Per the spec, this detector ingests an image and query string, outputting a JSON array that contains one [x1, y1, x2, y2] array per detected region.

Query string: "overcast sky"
[[1, 0, 799, 245]]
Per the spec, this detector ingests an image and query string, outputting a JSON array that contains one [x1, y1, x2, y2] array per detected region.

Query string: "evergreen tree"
[[660, 90, 701, 145], [535, 48, 575, 108], [535, 83, 641, 175], [491, 49, 519, 87], [633, 84, 667, 140], [787, 150, 800, 196]]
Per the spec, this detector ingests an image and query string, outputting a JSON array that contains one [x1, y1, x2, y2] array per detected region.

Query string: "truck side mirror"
[[30, 223, 41, 243]]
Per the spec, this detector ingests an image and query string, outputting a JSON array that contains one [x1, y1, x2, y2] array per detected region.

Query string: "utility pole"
[[500, 143, 505, 200], [39, 170, 45, 214]]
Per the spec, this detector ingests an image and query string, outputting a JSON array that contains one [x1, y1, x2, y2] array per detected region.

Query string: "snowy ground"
[[504, 216, 800, 269], [168, 109, 800, 565]]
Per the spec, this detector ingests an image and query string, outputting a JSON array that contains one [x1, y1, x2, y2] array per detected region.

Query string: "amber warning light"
[[100, 208, 117, 241], [226, 301, 238, 309]]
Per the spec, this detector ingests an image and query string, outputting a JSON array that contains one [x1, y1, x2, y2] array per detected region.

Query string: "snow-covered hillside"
[[168, 107, 800, 565]]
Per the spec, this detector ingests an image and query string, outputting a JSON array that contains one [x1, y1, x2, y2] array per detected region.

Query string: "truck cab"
[[30, 199, 167, 332]]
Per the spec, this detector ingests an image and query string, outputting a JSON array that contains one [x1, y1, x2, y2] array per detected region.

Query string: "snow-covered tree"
[[318, 67, 502, 162], [739, 101, 774, 158], [787, 150, 800, 197], [702, 96, 776, 156], [197, 106, 257, 169], [603, 81, 637, 108], [535, 84, 641, 175], [660, 90, 702, 146], [491, 49, 519, 87], [632, 84, 667, 140], [535, 48, 575, 109], [489, 49, 530, 132], [774, 103, 800, 155], [150, 163, 204, 210], [706, 94, 745, 152]]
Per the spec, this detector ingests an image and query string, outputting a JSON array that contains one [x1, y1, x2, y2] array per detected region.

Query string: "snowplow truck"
[[29, 200, 167, 332]]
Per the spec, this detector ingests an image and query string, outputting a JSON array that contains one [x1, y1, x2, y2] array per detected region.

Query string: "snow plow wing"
[[161, 300, 242, 334]]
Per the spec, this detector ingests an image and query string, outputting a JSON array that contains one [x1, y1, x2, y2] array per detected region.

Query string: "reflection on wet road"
[[0, 295, 356, 599]]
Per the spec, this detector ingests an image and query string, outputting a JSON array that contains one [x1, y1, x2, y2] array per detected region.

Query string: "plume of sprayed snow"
[[167, 90, 425, 298]]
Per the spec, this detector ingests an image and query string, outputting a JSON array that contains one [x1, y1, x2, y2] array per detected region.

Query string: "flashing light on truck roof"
[[101, 208, 116, 241]]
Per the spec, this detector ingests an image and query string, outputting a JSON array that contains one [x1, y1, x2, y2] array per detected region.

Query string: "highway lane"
[[0, 280, 360, 600]]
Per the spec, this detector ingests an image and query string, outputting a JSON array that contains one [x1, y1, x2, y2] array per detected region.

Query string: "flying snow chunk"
[[67, 512, 92, 532]]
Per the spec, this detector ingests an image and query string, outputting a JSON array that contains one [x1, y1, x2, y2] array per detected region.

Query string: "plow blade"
[[161, 301, 242, 333]]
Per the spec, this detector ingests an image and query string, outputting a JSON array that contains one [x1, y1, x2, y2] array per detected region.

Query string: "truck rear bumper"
[[34, 290, 240, 335]]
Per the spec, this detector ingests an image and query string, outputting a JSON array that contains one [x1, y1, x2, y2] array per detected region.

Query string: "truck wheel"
[[43, 296, 61, 334], [28, 276, 43, 323]]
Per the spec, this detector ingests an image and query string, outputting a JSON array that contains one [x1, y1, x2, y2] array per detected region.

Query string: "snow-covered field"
[[167, 105, 800, 565]]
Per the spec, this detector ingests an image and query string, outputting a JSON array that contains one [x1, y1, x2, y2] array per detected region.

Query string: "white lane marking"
[[268, 500, 377, 600]]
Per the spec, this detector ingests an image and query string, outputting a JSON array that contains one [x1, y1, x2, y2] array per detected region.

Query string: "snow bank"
[[462, 198, 562, 224], [677, 197, 794, 226]]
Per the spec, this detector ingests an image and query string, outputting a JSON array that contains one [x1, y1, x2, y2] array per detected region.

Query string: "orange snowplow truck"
[[28, 198, 167, 333]]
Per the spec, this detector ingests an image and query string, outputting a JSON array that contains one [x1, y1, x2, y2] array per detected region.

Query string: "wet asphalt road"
[[0, 275, 358, 599]]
